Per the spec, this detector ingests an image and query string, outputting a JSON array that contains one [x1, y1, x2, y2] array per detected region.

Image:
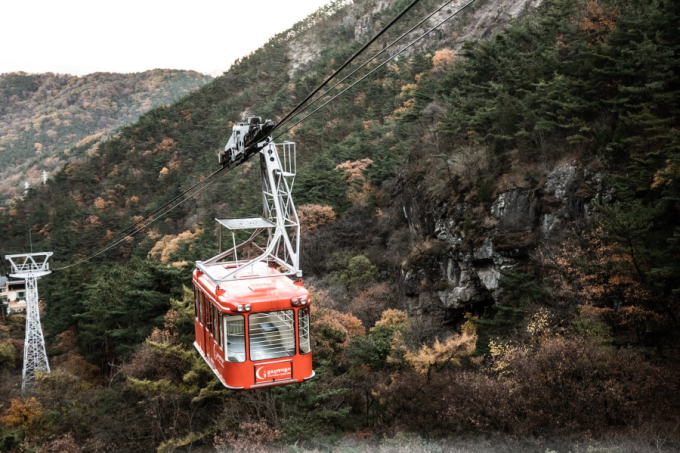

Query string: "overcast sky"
[[0, 0, 333, 77]]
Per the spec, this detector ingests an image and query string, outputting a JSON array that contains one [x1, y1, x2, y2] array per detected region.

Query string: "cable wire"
[[270, 0, 422, 135], [83, 164, 228, 257], [274, 0, 477, 141], [277, 0, 460, 131], [52, 165, 229, 271]]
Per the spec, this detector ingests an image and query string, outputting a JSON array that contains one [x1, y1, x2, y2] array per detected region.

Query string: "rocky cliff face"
[[287, 0, 544, 78], [397, 160, 610, 320]]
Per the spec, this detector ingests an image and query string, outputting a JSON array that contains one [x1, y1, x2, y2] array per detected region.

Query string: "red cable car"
[[193, 131, 313, 390]]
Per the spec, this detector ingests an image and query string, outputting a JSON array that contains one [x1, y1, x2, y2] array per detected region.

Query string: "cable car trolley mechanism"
[[193, 118, 313, 390]]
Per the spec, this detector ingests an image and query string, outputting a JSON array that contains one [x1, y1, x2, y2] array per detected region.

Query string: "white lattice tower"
[[5, 252, 52, 394]]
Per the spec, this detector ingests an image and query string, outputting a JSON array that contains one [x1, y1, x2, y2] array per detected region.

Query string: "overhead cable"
[[269, 0, 422, 135], [52, 165, 229, 271], [279, 0, 461, 128], [274, 0, 477, 141]]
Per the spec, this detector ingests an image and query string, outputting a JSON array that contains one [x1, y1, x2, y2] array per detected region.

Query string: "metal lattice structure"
[[197, 142, 301, 285], [5, 252, 52, 393]]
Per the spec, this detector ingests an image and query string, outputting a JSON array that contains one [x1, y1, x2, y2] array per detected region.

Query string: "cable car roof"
[[216, 217, 275, 230]]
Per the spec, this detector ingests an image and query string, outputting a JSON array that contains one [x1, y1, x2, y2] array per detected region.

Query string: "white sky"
[[0, 0, 333, 77]]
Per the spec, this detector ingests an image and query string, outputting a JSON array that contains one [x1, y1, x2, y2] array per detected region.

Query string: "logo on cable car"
[[255, 361, 292, 382]]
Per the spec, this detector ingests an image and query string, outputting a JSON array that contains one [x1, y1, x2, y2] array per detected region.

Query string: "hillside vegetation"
[[0, 70, 212, 201], [0, 0, 679, 451]]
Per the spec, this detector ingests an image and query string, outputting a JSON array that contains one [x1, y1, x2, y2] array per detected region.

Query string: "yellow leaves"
[[651, 159, 680, 189], [1, 397, 42, 430], [526, 307, 555, 338], [391, 329, 477, 375], [374, 309, 407, 329], [399, 83, 418, 98], [297, 204, 336, 234], [86, 143, 99, 157], [388, 97, 416, 120], [148, 228, 201, 263], [149, 310, 179, 344], [75, 132, 102, 147], [64, 162, 79, 177], [159, 167, 170, 177], [34, 142, 43, 155], [325, 118, 340, 129]]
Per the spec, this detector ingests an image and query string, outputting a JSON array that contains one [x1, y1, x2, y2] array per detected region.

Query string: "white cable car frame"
[[196, 142, 301, 286]]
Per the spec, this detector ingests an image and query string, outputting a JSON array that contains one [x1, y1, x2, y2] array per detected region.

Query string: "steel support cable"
[[75, 164, 227, 262], [52, 165, 229, 271], [273, 0, 477, 142], [269, 0, 422, 136], [276, 0, 460, 130]]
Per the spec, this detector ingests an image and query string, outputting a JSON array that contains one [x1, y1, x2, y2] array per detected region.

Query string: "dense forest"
[[0, 70, 212, 201], [0, 0, 679, 451]]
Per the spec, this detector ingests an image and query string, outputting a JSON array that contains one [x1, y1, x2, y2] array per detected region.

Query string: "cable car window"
[[217, 313, 223, 349], [211, 305, 218, 338], [249, 310, 296, 361], [298, 308, 311, 354], [193, 288, 198, 319], [224, 315, 245, 362], [198, 292, 204, 325]]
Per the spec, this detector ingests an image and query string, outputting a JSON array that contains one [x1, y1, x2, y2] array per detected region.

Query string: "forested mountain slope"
[[0, 0, 679, 451], [0, 70, 212, 201]]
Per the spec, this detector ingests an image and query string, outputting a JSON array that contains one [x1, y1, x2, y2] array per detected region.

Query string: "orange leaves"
[[335, 158, 374, 206], [580, 1, 618, 44], [539, 228, 645, 307], [149, 309, 179, 345], [1, 397, 42, 431], [309, 286, 365, 346], [313, 309, 365, 344], [125, 195, 139, 207], [297, 204, 336, 234], [432, 48, 456, 71], [93, 196, 114, 212], [144, 137, 177, 156]]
